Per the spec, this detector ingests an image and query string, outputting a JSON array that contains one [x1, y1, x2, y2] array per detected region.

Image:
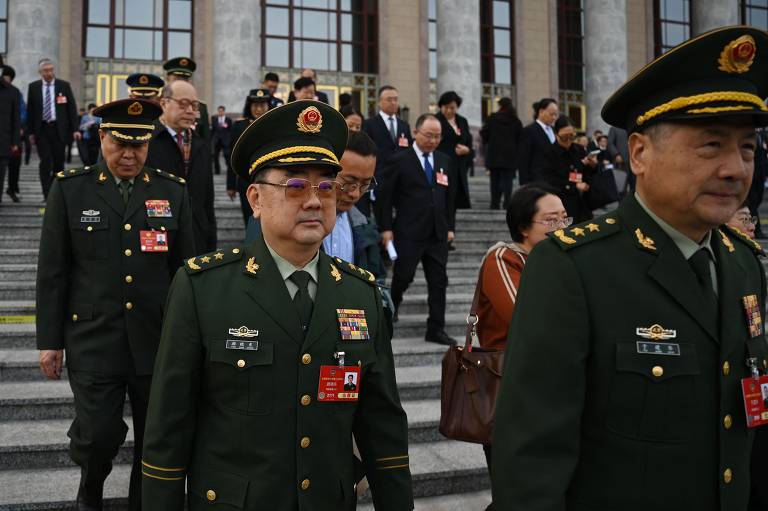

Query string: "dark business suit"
[[0, 79, 20, 202], [377, 146, 456, 334], [27, 78, 79, 198], [146, 124, 217, 253], [210, 115, 233, 175], [363, 114, 413, 219], [516, 121, 553, 185]]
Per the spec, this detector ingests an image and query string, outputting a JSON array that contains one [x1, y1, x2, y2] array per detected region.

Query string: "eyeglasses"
[[532, 217, 573, 229], [735, 215, 758, 227], [165, 97, 201, 112], [557, 134, 576, 141], [418, 132, 441, 141], [256, 178, 341, 201], [337, 176, 377, 194]]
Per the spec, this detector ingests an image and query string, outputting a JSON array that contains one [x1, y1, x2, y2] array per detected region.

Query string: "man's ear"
[[246, 183, 261, 219], [628, 131, 651, 178]]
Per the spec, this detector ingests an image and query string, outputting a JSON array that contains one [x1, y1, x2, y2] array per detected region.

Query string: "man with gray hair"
[[26, 58, 80, 199]]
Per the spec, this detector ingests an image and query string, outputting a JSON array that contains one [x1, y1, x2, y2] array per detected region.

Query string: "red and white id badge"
[[398, 134, 409, 147], [317, 365, 360, 402], [741, 374, 768, 428], [569, 171, 583, 183], [139, 230, 169, 252], [56, 94, 67, 104], [436, 171, 449, 187]]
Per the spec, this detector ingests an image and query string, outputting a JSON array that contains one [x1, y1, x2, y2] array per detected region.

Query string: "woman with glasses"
[[472, 184, 567, 509], [541, 116, 598, 223], [727, 202, 758, 239]]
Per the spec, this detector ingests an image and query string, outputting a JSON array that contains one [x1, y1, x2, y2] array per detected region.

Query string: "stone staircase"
[[0, 160, 505, 510]]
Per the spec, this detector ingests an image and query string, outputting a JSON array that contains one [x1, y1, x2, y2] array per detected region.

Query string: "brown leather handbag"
[[439, 267, 505, 445]]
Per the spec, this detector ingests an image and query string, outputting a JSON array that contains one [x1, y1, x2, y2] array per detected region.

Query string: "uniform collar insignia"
[[330, 263, 342, 282], [143, 172, 150, 183], [635, 228, 657, 251], [229, 326, 259, 338], [245, 256, 260, 275], [718, 229, 735, 253], [636, 324, 677, 340], [98, 172, 107, 183]]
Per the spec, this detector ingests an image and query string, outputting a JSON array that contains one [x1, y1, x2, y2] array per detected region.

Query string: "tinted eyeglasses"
[[337, 176, 378, 194], [532, 217, 573, 230], [166, 97, 201, 112], [256, 178, 341, 201]]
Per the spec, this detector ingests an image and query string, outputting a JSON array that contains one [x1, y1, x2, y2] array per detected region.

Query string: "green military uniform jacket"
[[36, 160, 197, 375], [491, 195, 768, 511], [141, 233, 413, 511]]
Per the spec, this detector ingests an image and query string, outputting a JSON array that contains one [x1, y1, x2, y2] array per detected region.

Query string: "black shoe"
[[425, 330, 457, 346], [76, 481, 103, 511], [392, 311, 399, 323], [447, 242, 456, 252], [6, 190, 19, 203]]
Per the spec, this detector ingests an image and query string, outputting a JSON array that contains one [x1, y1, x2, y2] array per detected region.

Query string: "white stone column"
[[584, 0, 627, 132], [212, 0, 261, 114], [6, 0, 61, 93], [435, 0, 482, 126], [693, 0, 739, 35]]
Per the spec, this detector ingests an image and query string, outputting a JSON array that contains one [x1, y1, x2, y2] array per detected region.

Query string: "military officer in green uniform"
[[491, 26, 768, 511], [163, 57, 209, 142], [141, 100, 413, 511], [126, 73, 165, 100], [36, 98, 197, 510]]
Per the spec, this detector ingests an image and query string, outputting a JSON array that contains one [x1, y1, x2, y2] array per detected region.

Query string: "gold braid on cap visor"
[[248, 146, 339, 175], [635, 91, 768, 126]]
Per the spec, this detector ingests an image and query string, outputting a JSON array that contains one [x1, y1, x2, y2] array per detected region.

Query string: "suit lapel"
[[242, 235, 305, 345], [619, 196, 719, 342], [93, 162, 126, 217], [302, 252, 345, 351]]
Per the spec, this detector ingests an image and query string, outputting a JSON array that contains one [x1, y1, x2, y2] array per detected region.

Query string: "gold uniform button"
[[125, 302, 133, 310], [72, 314, 78, 322], [302, 354, 312, 365], [724, 415, 733, 429], [124, 223, 131, 231], [124, 249, 132, 257], [232, 248, 241, 254], [651, 365, 664, 378], [724, 468, 733, 484], [206, 489, 216, 501], [86, 226, 93, 232], [125, 275, 133, 283], [300, 395, 311, 406], [300, 437, 311, 448], [300, 479, 310, 491], [237, 359, 246, 368], [722, 361, 730, 376]]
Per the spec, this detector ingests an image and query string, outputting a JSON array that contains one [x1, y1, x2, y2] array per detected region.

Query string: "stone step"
[[0, 440, 488, 510], [0, 301, 35, 316], [398, 293, 474, 316], [358, 490, 492, 511]]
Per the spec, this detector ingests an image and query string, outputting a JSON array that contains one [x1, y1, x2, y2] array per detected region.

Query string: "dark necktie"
[[43, 82, 53, 122], [388, 116, 397, 143], [290, 270, 314, 334], [423, 153, 434, 185], [119, 179, 133, 205], [176, 132, 184, 151], [689, 248, 718, 316]]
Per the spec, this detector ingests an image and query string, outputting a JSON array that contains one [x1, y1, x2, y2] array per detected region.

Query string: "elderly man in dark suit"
[[26, 58, 80, 199], [378, 113, 457, 346], [146, 80, 217, 253], [0, 64, 20, 205], [210, 105, 233, 175], [516, 97, 558, 184]]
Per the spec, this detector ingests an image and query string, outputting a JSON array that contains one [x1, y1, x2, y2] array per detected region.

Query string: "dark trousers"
[[391, 236, 448, 333], [68, 370, 152, 511], [36, 122, 66, 198], [489, 168, 514, 210], [0, 157, 9, 201], [7, 152, 20, 194], [212, 139, 228, 174]]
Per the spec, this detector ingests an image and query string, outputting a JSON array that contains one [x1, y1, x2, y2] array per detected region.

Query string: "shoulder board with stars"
[[153, 168, 186, 185], [723, 224, 765, 256], [333, 257, 377, 284], [549, 215, 621, 251], [55, 166, 95, 180], [184, 247, 244, 274]]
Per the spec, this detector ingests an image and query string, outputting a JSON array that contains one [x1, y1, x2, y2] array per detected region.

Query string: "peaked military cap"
[[163, 56, 196, 78], [602, 26, 768, 132], [230, 99, 348, 182], [94, 98, 162, 145], [126, 73, 165, 98], [249, 88, 272, 103]]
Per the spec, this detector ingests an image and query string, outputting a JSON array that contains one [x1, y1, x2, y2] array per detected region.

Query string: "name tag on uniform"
[[145, 199, 172, 217], [741, 374, 768, 428], [569, 171, 583, 183], [436, 171, 449, 187], [636, 341, 681, 356], [81, 209, 100, 223], [56, 94, 67, 104], [139, 230, 168, 252], [398, 134, 409, 147], [225, 340, 259, 351], [317, 365, 360, 402], [336, 309, 369, 340]]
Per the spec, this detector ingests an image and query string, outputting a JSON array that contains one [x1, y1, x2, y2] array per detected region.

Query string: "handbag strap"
[[465, 256, 488, 352]]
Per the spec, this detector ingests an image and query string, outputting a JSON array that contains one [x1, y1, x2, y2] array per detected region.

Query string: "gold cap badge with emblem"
[[180, 58, 189, 66], [297, 106, 323, 133], [256, 90, 265, 97], [127, 101, 144, 116], [138, 75, 149, 85], [718, 34, 756, 74]]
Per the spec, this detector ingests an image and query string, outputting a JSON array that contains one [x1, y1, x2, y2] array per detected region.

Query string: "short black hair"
[[87, 103, 96, 110], [593, 129, 603, 136], [346, 130, 377, 158], [554, 115, 575, 133], [532, 98, 557, 120], [339, 93, 352, 107], [264, 72, 279, 82], [414, 113, 438, 131], [378, 85, 397, 97], [506, 184, 559, 242], [340, 104, 363, 120], [2, 65, 15, 80], [438, 90, 462, 108], [294, 76, 315, 91]]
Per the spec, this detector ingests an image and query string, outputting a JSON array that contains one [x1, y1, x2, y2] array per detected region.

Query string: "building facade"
[[2, 0, 765, 131]]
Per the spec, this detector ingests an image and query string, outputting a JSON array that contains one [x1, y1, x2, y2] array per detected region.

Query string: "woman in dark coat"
[[540, 115, 597, 224], [480, 97, 523, 209], [435, 91, 473, 210]]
